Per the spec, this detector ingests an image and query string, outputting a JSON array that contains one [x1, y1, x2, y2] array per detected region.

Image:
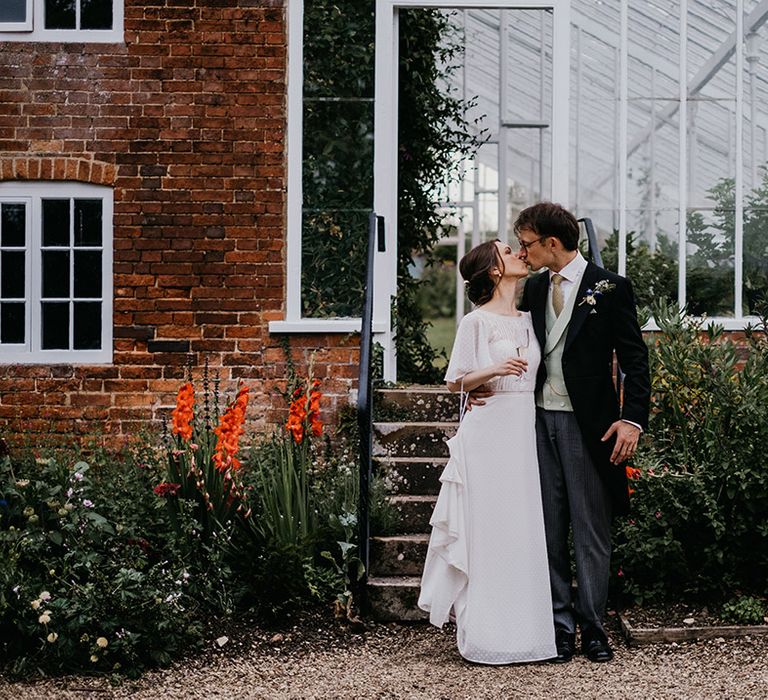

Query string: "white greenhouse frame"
[[276, 0, 768, 381]]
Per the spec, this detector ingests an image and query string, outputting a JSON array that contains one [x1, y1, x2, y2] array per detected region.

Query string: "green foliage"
[[0, 451, 206, 678], [600, 230, 677, 315], [720, 595, 767, 625], [0, 374, 399, 677], [612, 302, 768, 604], [396, 10, 482, 382], [416, 249, 457, 320]]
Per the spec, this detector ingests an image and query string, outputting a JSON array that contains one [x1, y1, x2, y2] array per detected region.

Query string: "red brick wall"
[[0, 1, 360, 443]]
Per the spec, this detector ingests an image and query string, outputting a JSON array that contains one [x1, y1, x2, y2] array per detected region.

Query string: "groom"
[[516, 202, 650, 663]]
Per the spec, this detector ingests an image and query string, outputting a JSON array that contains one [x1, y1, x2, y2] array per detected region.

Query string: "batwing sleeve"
[[444, 312, 486, 384]]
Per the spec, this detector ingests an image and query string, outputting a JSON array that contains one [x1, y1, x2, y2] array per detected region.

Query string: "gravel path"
[[2, 620, 767, 699]]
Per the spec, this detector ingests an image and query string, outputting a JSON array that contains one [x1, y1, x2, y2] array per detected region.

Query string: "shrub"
[[720, 595, 767, 625], [613, 302, 768, 604], [0, 450, 205, 678]]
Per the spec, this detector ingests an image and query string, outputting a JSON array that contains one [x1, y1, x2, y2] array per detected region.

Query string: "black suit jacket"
[[520, 261, 651, 515]]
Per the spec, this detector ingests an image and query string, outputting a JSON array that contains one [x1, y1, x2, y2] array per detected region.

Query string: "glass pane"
[[74, 199, 102, 246], [74, 302, 101, 349], [1, 252, 25, 299], [744, 188, 768, 315], [74, 251, 102, 298], [42, 251, 70, 298], [626, 100, 680, 216], [303, 0, 374, 99], [1, 203, 25, 247], [686, 208, 734, 316], [628, 1, 680, 101], [42, 199, 70, 246], [45, 0, 76, 29], [506, 128, 549, 210], [301, 209, 368, 317], [303, 100, 374, 210], [0, 0, 27, 22], [505, 10, 552, 123], [742, 18, 768, 315], [41, 302, 69, 349], [0, 303, 24, 344], [81, 0, 112, 29]]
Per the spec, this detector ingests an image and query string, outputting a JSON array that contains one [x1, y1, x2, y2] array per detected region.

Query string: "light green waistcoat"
[[535, 272, 584, 412]]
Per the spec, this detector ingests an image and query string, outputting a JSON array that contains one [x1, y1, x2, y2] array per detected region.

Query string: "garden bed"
[[618, 604, 768, 646]]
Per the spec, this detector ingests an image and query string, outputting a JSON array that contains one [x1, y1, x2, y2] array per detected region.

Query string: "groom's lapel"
[[565, 262, 601, 352]]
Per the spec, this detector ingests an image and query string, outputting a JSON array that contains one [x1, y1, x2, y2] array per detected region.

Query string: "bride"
[[418, 239, 556, 664]]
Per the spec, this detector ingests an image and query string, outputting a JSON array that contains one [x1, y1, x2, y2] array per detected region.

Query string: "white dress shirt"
[[548, 252, 587, 307]]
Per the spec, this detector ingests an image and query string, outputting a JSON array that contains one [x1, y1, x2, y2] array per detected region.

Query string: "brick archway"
[[0, 156, 116, 186]]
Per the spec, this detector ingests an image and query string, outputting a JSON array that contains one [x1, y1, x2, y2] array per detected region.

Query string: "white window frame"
[[270, 0, 370, 336], [0, 0, 123, 42], [0, 181, 113, 364]]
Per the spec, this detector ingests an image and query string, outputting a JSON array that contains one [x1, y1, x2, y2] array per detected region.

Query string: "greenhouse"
[[289, 0, 768, 379]]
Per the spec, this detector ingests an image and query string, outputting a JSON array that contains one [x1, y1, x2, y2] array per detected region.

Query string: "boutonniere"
[[578, 279, 616, 307]]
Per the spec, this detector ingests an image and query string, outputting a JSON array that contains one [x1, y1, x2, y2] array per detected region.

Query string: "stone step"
[[375, 386, 459, 423], [375, 456, 447, 495], [387, 494, 436, 534], [373, 422, 457, 459], [367, 576, 427, 622], [369, 534, 429, 577]]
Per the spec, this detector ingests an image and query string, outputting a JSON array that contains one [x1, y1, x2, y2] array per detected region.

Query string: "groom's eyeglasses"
[[516, 236, 548, 252]]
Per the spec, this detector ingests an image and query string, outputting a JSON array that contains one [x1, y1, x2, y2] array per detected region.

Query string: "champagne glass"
[[514, 328, 529, 381]]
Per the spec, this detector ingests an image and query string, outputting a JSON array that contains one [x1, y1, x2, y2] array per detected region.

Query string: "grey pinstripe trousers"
[[535, 408, 613, 639]]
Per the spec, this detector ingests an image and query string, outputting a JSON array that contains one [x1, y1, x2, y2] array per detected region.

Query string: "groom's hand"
[[465, 385, 494, 412], [601, 420, 641, 464]]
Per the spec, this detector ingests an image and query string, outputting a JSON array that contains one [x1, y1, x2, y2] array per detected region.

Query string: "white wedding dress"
[[418, 308, 556, 664]]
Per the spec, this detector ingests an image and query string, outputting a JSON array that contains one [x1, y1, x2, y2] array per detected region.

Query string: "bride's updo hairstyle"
[[459, 239, 502, 305]]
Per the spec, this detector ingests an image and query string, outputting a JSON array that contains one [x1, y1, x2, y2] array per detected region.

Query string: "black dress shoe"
[[549, 630, 575, 663], [582, 636, 614, 663]]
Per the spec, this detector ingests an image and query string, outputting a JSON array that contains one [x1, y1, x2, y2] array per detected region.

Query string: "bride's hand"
[[496, 357, 528, 377]]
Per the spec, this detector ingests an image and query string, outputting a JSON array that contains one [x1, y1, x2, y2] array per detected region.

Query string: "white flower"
[[31, 599, 41, 610], [90, 654, 99, 663], [39, 591, 51, 601], [73, 472, 84, 481], [82, 499, 94, 508], [38, 611, 52, 625], [96, 637, 108, 648], [47, 632, 58, 643], [16, 479, 29, 488]]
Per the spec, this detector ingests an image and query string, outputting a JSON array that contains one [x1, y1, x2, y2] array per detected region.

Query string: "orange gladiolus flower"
[[286, 380, 322, 443], [171, 382, 195, 441], [625, 466, 642, 480], [213, 386, 249, 471]]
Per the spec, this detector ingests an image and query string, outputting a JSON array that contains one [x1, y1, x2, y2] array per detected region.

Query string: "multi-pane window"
[[0, 183, 113, 363], [0, 0, 122, 40]]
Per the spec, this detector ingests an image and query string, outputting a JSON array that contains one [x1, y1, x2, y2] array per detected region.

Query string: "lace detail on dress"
[[445, 309, 539, 393]]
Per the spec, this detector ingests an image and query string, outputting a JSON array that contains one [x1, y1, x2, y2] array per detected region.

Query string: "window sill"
[[642, 316, 765, 332], [268, 318, 388, 334]]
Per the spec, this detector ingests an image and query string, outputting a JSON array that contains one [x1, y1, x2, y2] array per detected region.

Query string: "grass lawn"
[[425, 316, 455, 370]]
